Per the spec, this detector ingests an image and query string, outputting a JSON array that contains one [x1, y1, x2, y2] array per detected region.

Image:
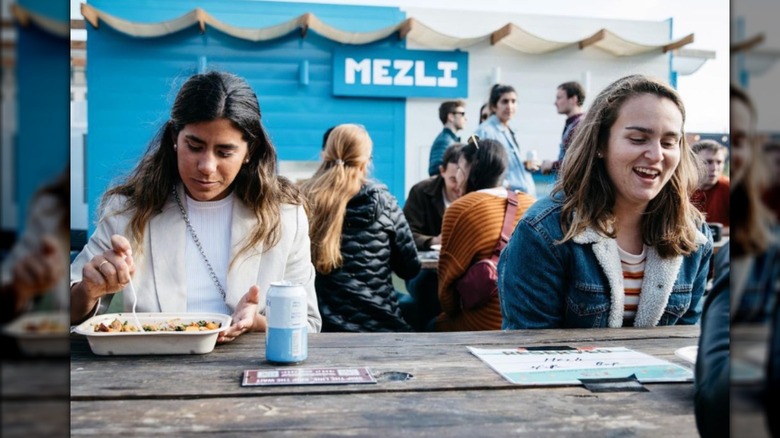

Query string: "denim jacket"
[[498, 196, 713, 329], [733, 229, 780, 323], [474, 115, 536, 197]]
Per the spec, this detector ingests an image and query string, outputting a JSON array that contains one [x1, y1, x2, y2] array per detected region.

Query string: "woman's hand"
[[218, 285, 267, 343], [12, 235, 64, 306], [80, 234, 135, 301]]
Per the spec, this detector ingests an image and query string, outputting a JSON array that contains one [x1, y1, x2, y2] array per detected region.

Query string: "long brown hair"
[[101, 71, 302, 259], [730, 83, 775, 257], [553, 74, 704, 258], [299, 124, 372, 274], [38, 166, 70, 237]]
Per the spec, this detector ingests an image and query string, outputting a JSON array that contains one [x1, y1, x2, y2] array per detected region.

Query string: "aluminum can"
[[265, 281, 308, 364], [524, 149, 539, 171]]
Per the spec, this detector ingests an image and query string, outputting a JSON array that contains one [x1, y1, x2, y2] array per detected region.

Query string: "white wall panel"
[[403, 9, 672, 194]]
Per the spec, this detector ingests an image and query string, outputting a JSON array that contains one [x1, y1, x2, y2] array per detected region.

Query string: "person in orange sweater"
[[434, 137, 536, 331]]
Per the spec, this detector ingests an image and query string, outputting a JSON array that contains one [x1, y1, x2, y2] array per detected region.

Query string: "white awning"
[[673, 49, 717, 76], [11, 4, 69, 38], [731, 34, 780, 77], [489, 24, 574, 54], [79, 3, 697, 58]]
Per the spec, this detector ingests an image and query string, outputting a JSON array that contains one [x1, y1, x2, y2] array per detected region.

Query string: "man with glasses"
[[428, 100, 466, 176]]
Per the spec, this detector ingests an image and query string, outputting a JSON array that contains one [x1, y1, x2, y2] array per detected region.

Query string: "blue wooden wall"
[[86, 0, 407, 233], [15, 0, 69, 232]]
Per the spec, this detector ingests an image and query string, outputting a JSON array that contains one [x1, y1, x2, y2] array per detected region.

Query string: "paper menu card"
[[243, 367, 377, 387], [468, 346, 693, 386]]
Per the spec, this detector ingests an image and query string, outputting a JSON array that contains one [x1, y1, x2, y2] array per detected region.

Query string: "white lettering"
[[414, 60, 437, 87], [372, 59, 392, 85], [345, 58, 371, 85], [343, 57, 461, 89], [393, 60, 414, 86], [437, 61, 458, 87]]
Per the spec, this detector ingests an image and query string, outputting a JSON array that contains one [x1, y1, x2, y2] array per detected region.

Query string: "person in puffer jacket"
[[300, 124, 421, 332]]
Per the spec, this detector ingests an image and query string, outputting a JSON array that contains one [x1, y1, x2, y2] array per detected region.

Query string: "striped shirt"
[[618, 245, 647, 325]]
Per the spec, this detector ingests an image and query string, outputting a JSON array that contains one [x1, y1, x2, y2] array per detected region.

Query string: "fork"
[[127, 278, 144, 331]]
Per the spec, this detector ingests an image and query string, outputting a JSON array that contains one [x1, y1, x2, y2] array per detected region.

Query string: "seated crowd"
[[63, 71, 772, 350], [298, 75, 744, 334], [33, 69, 767, 438]]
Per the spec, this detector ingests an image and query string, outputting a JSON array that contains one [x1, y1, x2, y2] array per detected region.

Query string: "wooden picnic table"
[[732, 323, 773, 438], [420, 256, 438, 269], [2, 356, 70, 436], [70, 326, 701, 436]]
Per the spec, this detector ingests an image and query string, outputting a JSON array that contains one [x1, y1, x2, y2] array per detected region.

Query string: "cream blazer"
[[2, 193, 70, 311], [70, 184, 322, 333]]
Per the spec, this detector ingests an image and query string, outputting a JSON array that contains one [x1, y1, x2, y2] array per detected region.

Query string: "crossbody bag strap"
[[491, 189, 519, 262]]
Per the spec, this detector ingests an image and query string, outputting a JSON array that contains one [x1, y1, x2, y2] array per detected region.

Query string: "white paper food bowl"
[[72, 312, 232, 356], [2, 311, 70, 356], [674, 346, 698, 364]]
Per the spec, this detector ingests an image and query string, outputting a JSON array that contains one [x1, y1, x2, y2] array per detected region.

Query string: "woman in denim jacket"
[[498, 75, 712, 329], [474, 84, 536, 197], [729, 84, 780, 324]]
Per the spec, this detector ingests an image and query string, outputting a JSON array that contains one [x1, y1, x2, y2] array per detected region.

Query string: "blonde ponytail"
[[300, 125, 373, 274]]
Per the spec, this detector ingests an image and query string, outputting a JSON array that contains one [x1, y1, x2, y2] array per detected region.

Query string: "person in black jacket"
[[694, 242, 729, 438], [729, 83, 780, 437], [403, 143, 462, 331], [300, 124, 421, 332], [404, 143, 463, 251]]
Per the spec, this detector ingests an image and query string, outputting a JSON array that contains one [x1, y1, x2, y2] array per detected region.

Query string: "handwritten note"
[[467, 346, 692, 386]]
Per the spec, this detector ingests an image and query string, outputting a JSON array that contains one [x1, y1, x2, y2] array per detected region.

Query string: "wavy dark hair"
[[459, 137, 507, 194], [39, 166, 70, 237], [553, 74, 703, 258], [102, 71, 302, 259], [730, 83, 775, 257]]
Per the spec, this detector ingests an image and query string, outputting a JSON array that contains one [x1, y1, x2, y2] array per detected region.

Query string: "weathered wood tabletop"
[[2, 356, 70, 437], [420, 257, 438, 269], [70, 326, 700, 437], [732, 324, 773, 438]]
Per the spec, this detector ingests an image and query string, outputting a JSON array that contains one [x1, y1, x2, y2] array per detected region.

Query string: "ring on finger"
[[98, 260, 110, 275]]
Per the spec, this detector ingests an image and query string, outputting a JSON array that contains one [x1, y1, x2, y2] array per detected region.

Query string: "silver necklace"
[[172, 186, 227, 301]]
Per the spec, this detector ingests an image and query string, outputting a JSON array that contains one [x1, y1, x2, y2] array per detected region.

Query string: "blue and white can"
[[265, 281, 308, 364]]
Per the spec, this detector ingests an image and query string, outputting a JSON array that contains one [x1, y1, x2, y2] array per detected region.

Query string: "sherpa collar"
[[572, 226, 707, 328]]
